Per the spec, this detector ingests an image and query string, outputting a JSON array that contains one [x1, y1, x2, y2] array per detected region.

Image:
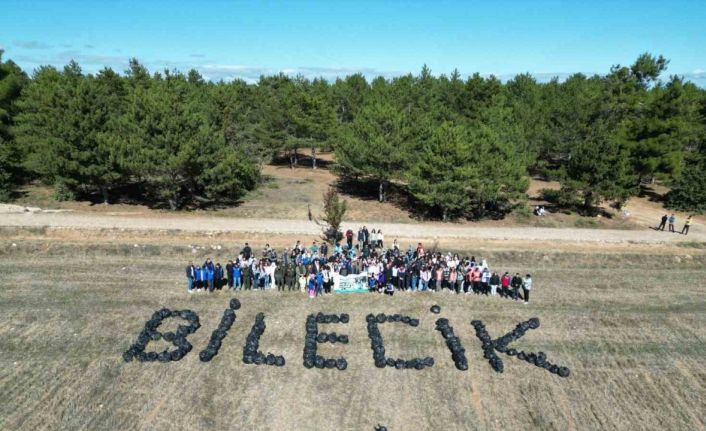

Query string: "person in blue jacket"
[[205, 264, 215, 292], [196, 266, 206, 292], [315, 270, 324, 296], [185, 261, 196, 293], [232, 263, 242, 290]]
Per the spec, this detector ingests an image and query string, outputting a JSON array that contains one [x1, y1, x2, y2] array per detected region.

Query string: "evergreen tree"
[[561, 123, 637, 211], [0, 50, 28, 200], [666, 152, 706, 213], [334, 101, 410, 202]]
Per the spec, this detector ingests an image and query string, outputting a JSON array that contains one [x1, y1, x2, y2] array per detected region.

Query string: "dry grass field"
[[1, 238, 705, 431]]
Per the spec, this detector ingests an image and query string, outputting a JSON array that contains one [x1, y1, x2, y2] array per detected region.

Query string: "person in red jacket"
[[471, 267, 482, 294], [345, 228, 354, 250], [500, 272, 511, 298]]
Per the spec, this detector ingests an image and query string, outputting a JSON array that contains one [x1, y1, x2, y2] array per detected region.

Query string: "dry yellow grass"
[[0, 239, 705, 430]]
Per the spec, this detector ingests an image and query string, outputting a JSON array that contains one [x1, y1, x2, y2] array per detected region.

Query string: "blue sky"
[[1, 0, 705, 85]]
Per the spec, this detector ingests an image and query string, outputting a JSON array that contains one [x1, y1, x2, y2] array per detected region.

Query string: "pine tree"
[[0, 50, 28, 200], [333, 101, 410, 202], [666, 152, 706, 213]]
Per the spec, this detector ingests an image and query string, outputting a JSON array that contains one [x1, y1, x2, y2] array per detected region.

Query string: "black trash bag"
[[122, 351, 133, 362], [316, 312, 325, 323], [376, 314, 386, 323], [549, 364, 560, 374], [315, 356, 326, 369], [254, 353, 265, 365], [414, 361, 425, 370], [243, 354, 254, 364], [366, 314, 375, 323], [229, 298, 241, 310], [199, 350, 213, 362], [423, 357, 434, 367], [394, 359, 405, 370], [337, 334, 349, 344], [316, 333, 328, 343], [325, 358, 337, 369], [374, 358, 386, 368], [558, 366, 570, 378], [304, 357, 315, 369], [327, 333, 338, 343], [375, 425, 388, 431], [170, 349, 184, 361], [275, 356, 285, 367], [385, 358, 395, 367], [455, 360, 468, 371], [528, 317, 540, 329], [331, 315, 340, 324], [430, 305, 441, 314], [336, 358, 347, 370], [517, 351, 527, 361], [401, 316, 411, 324], [135, 352, 148, 362], [506, 348, 517, 356], [146, 351, 158, 361], [266, 353, 276, 365], [409, 318, 419, 327], [340, 314, 350, 323]]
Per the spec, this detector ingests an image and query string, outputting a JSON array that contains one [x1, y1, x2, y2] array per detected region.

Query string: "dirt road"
[[1, 212, 702, 243]]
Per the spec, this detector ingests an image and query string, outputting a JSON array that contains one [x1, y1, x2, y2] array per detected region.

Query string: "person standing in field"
[[668, 214, 676, 232], [214, 263, 224, 290], [522, 274, 532, 304], [500, 272, 511, 298], [297, 263, 307, 292], [242, 259, 251, 290], [455, 265, 465, 294], [481, 267, 491, 295], [489, 271, 500, 296], [232, 261, 242, 290], [225, 260, 234, 289], [681, 215, 693, 235], [377, 230, 384, 248], [185, 261, 196, 293], [345, 228, 354, 250], [657, 214, 668, 231], [510, 272, 522, 301]]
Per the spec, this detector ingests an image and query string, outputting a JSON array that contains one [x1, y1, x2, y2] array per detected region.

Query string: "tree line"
[[0, 50, 705, 216]]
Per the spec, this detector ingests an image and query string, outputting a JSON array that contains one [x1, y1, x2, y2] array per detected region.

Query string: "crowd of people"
[[656, 214, 693, 235], [184, 226, 535, 304]]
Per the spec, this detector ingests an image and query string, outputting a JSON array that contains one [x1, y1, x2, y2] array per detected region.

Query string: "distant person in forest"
[[681, 215, 693, 235], [668, 214, 676, 232], [657, 214, 668, 231]]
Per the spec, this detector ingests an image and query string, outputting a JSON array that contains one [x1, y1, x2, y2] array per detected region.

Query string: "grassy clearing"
[[0, 243, 705, 430]]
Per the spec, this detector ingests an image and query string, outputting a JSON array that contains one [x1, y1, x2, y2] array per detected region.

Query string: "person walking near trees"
[[681, 215, 693, 235], [657, 214, 668, 231], [668, 214, 676, 232]]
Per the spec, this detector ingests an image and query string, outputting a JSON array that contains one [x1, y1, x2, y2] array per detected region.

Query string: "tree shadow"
[[638, 185, 666, 203]]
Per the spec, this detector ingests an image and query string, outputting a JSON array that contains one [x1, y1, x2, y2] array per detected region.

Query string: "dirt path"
[[1, 212, 702, 243]]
